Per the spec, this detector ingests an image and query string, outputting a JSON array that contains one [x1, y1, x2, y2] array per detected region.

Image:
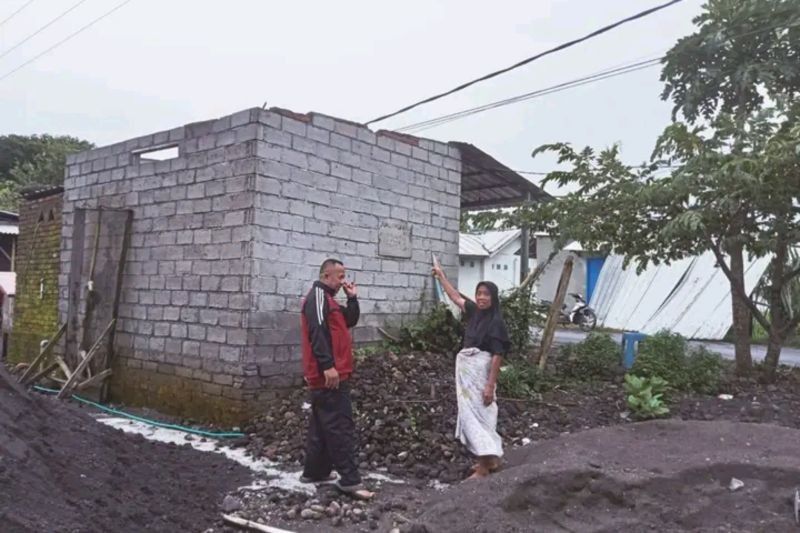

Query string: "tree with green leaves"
[[0, 134, 93, 211], [462, 0, 800, 379]]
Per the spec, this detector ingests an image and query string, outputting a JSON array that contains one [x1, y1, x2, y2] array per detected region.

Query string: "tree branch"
[[783, 265, 800, 284], [708, 238, 771, 331]]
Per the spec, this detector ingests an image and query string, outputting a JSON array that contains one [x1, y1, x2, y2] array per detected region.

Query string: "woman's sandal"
[[335, 482, 375, 501]]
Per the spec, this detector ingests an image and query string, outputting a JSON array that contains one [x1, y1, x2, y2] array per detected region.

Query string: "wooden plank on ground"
[[18, 323, 67, 384], [58, 319, 115, 399], [76, 369, 112, 391], [221, 514, 296, 533], [55, 356, 73, 380], [22, 362, 59, 387]]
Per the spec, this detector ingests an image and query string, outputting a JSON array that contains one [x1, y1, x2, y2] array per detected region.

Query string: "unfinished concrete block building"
[[59, 107, 545, 422]]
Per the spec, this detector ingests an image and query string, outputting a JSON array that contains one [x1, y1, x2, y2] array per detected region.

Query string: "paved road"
[[538, 328, 800, 367]]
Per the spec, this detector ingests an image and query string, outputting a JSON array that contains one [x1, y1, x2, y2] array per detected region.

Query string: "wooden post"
[[58, 319, 115, 399], [17, 323, 67, 384], [101, 210, 132, 402], [536, 256, 574, 369], [78, 209, 103, 363]]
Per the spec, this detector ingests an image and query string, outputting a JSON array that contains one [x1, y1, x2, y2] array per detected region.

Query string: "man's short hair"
[[319, 258, 343, 276]]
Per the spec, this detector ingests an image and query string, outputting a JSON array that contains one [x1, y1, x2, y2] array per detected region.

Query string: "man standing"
[[300, 258, 374, 500]]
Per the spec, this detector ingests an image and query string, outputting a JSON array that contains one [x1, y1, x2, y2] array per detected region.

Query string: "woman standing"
[[432, 265, 511, 479]]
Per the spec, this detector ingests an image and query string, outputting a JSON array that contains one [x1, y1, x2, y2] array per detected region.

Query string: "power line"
[[0, 0, 90, 61], [396, 19, 800, 134], [0, 0, 36, 28], [0, 0, 132, 83], [398, 58, 661, 133], [366, 0, 685, 125]]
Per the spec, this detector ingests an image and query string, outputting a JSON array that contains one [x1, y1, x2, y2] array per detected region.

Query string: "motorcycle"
[[538, 292, 597, 331]]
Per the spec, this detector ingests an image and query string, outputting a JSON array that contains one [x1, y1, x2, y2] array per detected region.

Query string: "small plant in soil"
[[624, 374, 670, 420], [498, 360, 553, 399]]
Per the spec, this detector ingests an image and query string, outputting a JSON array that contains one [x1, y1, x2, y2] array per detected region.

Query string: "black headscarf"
[[463, 281, 511, 355]]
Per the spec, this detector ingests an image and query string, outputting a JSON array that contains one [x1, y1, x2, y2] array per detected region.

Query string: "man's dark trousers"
[[302, 382, 361, 487]]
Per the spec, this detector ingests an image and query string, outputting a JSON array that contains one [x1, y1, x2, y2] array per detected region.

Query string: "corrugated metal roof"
[[590, 252, 771, 340], [459, 229, 520, 257], [0, 224, 18, 235], [451, 142, 552, 210], [481, 230, 521, 256], [20, 185, 63, 201], [459, 234, 489, 256]]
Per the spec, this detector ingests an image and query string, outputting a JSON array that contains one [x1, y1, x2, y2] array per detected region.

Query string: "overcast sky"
[[0, 0, 704, 193]]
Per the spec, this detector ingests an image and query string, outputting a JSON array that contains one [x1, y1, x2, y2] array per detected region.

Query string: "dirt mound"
[[0, 366, 250, 532], [414, 420, 800, 532], [241, 351, 610, 483]]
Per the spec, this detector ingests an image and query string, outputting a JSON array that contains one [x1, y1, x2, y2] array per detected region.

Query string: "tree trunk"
[[728, 243, 753, 374], [763, 325, 784, 383], [763, 245, 789, 382]]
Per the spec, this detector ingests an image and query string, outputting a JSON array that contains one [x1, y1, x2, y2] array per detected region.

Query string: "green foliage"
[[500, 285, 545, 356], [685, 346, 724, 394], [353, 343, 389, 360], [660, 0, 800, 123], [631, 331, 723, 394], [516, 1, 800, 378], [631, 331, 688, 388], [561, 332, 621, 381], [624, 374, 670, 420], [497, 360, 551, 398], [395, 303, 464, 355], [0, 134, 93, 211]]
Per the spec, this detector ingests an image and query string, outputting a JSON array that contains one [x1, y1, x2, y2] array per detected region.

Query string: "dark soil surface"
[[0, 366, 251, 533], [230, 350, 800, 532], [415, 420, 800, 532]]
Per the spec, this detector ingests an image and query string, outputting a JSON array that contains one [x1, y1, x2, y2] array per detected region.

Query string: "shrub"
[[631, 331, 689, 389], [500, 286, 545, 356], [685, 346, 724, 394], [497, 359, 551, 398], [631, 331, 723, 394], [561, 333, 621, 380], [395, 303, 463, 355]]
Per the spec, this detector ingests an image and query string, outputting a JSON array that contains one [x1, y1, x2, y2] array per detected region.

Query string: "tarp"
[[590, 252, 771, 340]]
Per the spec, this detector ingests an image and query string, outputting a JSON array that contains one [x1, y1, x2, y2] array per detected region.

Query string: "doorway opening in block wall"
[[64, 207, 133, 402]]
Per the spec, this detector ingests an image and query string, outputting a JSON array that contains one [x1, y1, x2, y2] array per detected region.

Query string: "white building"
[[458, 231, 605, 304], [458, 230, 530, 295]]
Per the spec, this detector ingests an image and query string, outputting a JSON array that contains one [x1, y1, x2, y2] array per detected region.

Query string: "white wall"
[[484, 251, 520, 294], [458, 256, 484, 297], [458, 237, 534, 296], [535, 236, 586, 302]]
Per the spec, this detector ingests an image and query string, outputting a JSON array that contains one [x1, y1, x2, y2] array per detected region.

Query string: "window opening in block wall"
[[135, 145, 179, 161], [48, 209, 55, 221]]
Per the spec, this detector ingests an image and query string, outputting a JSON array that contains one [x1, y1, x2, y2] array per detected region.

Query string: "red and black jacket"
[[301, 281, 360, 389]]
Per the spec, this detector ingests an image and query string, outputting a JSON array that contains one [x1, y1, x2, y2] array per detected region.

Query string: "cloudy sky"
[[1, 0, 704, 193]]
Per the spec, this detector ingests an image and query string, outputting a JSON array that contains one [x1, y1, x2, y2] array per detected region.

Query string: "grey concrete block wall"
[[245, 110, 462, 398], [58, 106, 461, 422]]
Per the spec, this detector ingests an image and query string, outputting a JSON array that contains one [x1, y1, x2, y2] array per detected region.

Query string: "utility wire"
[[0, 0, 90, 61], [0, 0, 36, 28], [0, 0, 133, 83], [396, 19, 800, 134], [366, 0, 684, 125], [398, 58, 661, 133]]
